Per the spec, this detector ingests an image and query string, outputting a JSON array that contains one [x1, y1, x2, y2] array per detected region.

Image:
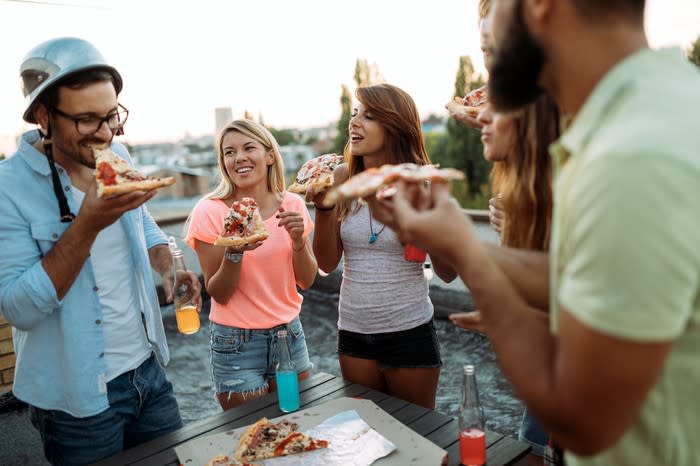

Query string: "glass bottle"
[[168, 236, 200, 335], [458, 364, 486, 466], [276, 329, 300, 412]]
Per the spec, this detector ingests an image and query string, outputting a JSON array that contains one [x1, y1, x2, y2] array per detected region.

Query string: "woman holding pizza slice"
[[185, 119, 318, 410], [309, 83, 457, 410]]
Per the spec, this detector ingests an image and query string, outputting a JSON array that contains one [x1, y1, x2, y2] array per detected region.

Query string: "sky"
[[1, 0, 699, 154]]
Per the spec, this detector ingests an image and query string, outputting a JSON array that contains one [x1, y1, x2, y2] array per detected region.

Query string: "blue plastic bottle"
[[276, 329, 300, 412]]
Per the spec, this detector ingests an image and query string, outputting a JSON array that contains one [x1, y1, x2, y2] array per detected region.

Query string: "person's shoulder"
[[192, 197, 226, 214]]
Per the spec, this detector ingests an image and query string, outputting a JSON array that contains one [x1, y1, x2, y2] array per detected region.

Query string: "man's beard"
[[488, 0, 546, 112]]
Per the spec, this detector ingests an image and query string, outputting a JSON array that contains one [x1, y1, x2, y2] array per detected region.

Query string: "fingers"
[[452, 113, 484, 129], [448, 311, 487, 334]]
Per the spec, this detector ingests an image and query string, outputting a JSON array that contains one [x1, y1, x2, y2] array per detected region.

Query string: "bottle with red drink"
[[458, 364, 486, 466]]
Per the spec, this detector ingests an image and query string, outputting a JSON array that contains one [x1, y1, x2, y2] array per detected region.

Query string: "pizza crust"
[[325, 163, 465, 205], [98, 177, 175, 198], [214, 230, 269, 247], [234, 418, 269, 462]]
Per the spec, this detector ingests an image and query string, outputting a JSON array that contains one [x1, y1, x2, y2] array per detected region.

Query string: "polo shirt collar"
[[557, 46, 657, 156]]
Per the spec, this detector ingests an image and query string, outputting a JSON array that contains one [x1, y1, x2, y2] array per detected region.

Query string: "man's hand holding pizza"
[[369, 181, 478, 267], [75, 180, 158, 236]]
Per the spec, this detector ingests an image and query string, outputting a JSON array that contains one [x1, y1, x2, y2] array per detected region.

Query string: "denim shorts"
[[337, 320, 442, 369], [29, 353, 182, 466], [210, 316, 313, 395]]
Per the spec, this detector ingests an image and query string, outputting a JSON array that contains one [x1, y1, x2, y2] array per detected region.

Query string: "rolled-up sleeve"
[[0, 200, 62, 330]]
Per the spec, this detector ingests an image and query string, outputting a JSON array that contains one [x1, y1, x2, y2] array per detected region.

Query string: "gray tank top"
[[338, 204, 433, 333]]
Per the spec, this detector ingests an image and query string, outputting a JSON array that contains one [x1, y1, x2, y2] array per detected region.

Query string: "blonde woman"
[[185, 119, 317, 410]]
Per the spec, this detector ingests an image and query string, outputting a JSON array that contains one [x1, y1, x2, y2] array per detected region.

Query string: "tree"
[[445, 55, 490, 208], [353, 59, 383, 88], [268, 128, 296, 146], [332, 84, 352, 155], [687, 34, 700, 67]]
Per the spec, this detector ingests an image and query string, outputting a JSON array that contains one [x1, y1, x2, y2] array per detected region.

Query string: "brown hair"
[[491, 94, 559, 250], [339, 83, 431, 219]]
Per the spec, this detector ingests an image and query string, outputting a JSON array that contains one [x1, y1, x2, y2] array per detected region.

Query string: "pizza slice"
[[92, 146, 176, 198], [288, 153, 344, 195], [445, 85, 488, 117], [205, 454, 256, 466], [325, 163, 465, 205], [235, 417, 329, 463], [214, 197, 269, 248]]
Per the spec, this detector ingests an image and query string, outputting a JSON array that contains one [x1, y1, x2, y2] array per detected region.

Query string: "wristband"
[[314, 204, 335, 211], [224, 251, 243, 263]]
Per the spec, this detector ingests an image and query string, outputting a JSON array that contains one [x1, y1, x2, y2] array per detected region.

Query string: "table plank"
[[96, 372, 530, 466]]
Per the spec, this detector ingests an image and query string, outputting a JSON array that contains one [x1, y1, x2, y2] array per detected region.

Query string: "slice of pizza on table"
[[234, 417, 329, 463], [324, 162, 465, 205], [445, 85, 488, 117], [214, 197, 269, 248], [92, 146, 175, 198], [288, 153, 344, 195]]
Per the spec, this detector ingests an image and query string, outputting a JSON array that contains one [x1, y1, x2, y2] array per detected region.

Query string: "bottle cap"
[[464, 364, 475, 375]]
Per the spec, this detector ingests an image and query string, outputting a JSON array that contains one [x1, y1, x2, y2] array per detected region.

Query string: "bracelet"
[[224, 251, 243, 263], [314, 204, 335, 211], [292, 241, 306, 252]]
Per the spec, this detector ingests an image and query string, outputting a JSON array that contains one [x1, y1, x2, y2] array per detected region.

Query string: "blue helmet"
[[20, 37, 123, 123]]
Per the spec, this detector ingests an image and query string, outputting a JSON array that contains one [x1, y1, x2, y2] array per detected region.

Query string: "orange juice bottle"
[[168, 237, 200, 335]]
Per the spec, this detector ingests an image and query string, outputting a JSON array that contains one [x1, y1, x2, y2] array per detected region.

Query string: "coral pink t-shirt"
[[185, 192, 313, 329]]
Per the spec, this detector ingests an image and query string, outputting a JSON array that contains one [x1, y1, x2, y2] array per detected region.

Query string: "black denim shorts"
[[337, 319, 442, 369]]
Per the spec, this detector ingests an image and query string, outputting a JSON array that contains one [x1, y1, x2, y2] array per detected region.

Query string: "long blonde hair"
[[339, 83, 431, 220], [491, 94, 559, 250], [206, 119, 285, 200]]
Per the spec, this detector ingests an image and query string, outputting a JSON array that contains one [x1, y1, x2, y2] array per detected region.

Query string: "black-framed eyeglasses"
[[52, 103, 129, 135]]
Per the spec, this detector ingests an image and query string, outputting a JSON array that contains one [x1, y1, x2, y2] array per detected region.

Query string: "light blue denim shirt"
[[0, 130, 170, 417]]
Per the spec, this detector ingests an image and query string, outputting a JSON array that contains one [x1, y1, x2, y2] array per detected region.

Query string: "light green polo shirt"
[[549, 47, 700, 466]]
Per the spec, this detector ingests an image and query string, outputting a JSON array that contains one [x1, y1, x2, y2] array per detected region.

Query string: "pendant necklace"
[[368, 212, 386, 244]]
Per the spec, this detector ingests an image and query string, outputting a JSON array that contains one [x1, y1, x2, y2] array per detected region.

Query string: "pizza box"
[[174, 397, 447, 466]]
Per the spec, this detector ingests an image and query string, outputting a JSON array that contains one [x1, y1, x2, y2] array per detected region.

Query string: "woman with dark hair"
[[309, 83, 456, 409], [452, 93, 561, 464]]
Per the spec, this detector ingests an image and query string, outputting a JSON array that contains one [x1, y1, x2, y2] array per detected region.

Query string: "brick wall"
[[0, 313, 15, 393]]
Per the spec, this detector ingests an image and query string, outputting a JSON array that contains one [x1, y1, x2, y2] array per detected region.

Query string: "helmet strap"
[[42, 131, 76, 223]]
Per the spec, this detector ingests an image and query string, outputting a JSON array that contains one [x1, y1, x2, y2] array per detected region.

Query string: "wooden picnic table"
[[95, 372, 531, 466]]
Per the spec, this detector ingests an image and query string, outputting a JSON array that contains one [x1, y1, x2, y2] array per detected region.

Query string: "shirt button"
[[64, 186, 70, 192], [99, 352, 104, 358], [95, 319, 101, 325], [52, 233, 58, 239], [93, 286, 99, 292]]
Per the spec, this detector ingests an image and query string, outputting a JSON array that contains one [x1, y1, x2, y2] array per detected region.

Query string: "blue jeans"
[[519, 407, 548, 457], [30, 353, 182, 465], [210, 316, 312, 395]]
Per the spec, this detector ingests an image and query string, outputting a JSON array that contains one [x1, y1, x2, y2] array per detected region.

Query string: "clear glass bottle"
[[168, 236, 200, 335], [458, 364, 486, 466], [276, 329, 300, 412]]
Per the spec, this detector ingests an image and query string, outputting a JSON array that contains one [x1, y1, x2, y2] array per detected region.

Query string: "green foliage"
[[333, 84, 352, 154], [268, 127, 296, 146], [688, 34, 700, 67], [424, 131, 448, 167], [0, 154, 5, 161], [445, 55, 491, 208], [354, 59, 383, 87]]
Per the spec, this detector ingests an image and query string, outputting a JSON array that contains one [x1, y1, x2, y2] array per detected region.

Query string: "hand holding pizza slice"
[[92, 146, 175, 198], [288, 153, 344, 196], [324, 163, 465, 206], [214, 197, 269, 248], [445, 85, 488, 118]]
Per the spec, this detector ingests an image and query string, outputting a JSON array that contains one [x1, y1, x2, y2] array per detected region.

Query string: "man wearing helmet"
[[0, 37, 201, 465]]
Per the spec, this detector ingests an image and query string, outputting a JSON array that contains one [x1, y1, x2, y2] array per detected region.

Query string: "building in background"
[[214, 107, 233, 135]]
